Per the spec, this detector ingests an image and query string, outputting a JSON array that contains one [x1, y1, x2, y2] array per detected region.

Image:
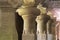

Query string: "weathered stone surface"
[[37, 34, 46, 40], [16, 0, 40, 40], [0, 0, 22, 8], [22, 34, 36, 40], [0, 9, 2, 28], [48, 1, 60, 8], [0, 8, 18, 40]]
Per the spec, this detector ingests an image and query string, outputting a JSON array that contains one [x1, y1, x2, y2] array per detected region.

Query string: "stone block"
[[22, 34, 36, 40]]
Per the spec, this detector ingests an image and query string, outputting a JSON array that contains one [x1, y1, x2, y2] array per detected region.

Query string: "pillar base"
[[37, 34, 46, 40], [47, 34, 53, 40], [22, 34, 36, 40]]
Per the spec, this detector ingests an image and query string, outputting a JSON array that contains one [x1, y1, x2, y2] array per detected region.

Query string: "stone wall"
[[0, 7, 18, 40]]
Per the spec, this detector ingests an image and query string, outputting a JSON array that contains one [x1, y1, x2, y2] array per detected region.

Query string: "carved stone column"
[[36, 15, 50, 40], [47, 11, 56, 40], [47, 19, 54, 40], [36, 4, 50, 40], [16, 0, 40, 40]]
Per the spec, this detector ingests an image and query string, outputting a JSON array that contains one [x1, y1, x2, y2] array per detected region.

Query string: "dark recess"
[[15, 13, 23, 40]]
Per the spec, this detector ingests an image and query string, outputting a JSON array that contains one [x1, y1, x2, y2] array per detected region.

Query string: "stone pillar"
[[0, 8, 18, 40], [47, 19, 54, 40], [22, 15, 37, 34], [55, 21, 60, 40], [16, 7, 40, 40], [36, 16, 45, 40], [16, 0, 40, 40], [36, 4, 50, 40], [47, 11, 56, 40], [36, 15, 50, 40]]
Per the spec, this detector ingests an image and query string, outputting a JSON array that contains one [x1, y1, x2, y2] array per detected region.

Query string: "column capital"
[[37, 3, 47, 14], [16, 7, 40, 16], [36, 14, 50, 21], [16, 0, 40, 16]]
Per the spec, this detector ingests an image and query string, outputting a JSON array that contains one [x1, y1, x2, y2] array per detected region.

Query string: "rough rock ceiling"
[[48, 1, 60, 8], [0, 0, 60, 8], [0, 0, 47, 8], [0, 0, 23, 8]]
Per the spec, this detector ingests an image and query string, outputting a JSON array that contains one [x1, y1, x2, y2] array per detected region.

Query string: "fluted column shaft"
[[36, 16, 43, 40], [36, 14, 50, 40], [36, 16, 44, 34], [22, 15, 36, 34]]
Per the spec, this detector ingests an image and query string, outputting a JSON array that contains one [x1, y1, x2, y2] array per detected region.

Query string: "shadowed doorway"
[[15, 12, 23, 40]]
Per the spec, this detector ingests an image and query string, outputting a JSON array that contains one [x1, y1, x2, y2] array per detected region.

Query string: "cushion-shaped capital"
[[16, 7, 40, 16]]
